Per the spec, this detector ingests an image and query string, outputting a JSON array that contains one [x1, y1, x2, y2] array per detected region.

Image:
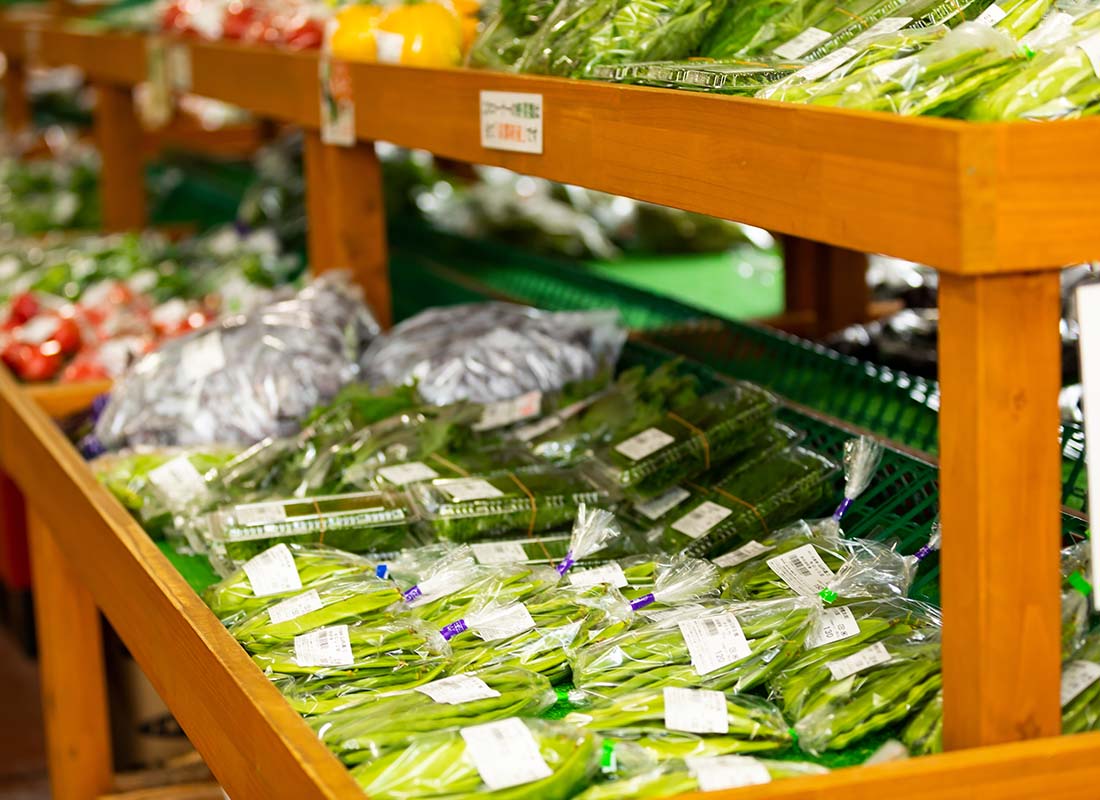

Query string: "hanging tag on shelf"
[[480, 91, 543, 154], [1075, 281, 1100, 610], [142, 37, 174, 129], [167, 43, 192, 93], [319, 55, 355, 146]]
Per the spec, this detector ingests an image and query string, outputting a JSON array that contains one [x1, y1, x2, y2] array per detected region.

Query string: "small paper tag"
[[143, 38, 173, 130], [686, 755, 772, 792], [147, 455, 209, 506], [615, 427, 676, 461], [180, 331, 225, 382], [460, 718, 553, 790], [242, 544, 302, 597], [293, 624, 355, 667], [975, 2, 1007, 25], [234, 502, 289, 527], [766, 544, 836, 596], [635, 487, 691, 521], [474, 391, 543, 431], [714, 540, 774, 569], [679, 612, 752, 676], [167, 43, 192, 92], [671, 501, 732, 540], [849, 16, 912, 47], [469, 603, 536, 642], [773, 26, 832, 59], [472, 541, 528, 564], [805, 606, 861, 649], [515, 396, 596, 441], [268, 589, 324, 624], [792, 45, 859, 82], [480, 91, 544, 154], [569, 563, 629, 588], [827, 641, 891, 680], [319, 54, 355, 147], [438, 478, 504, 502], [1078, 33, 1100, 79], [377, 462, 440, 486], [1061, 660, 1100, 706], [416, 674, 502, 705], [663, 687, 729, 734]]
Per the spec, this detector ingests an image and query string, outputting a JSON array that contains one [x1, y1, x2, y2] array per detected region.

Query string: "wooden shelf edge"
[[25, 380, 111, 418]]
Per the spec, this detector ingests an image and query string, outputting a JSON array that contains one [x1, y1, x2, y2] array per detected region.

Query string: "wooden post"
[[303, 131, 336, 275], [939, 270, 1063, 749], [94, 82, 147, 231], [782, 237, 870, 337], [2, 56, 31, 135], [28, 508, 114, 799]]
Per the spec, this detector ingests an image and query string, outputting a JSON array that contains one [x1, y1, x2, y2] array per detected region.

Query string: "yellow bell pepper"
[[330, 4, 384, 62], [375, 1, 463, 67]]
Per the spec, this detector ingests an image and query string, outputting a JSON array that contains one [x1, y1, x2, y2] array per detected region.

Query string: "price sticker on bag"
[[242, 543, 302, 597], [686, 755, 772, 791], [569, 563, 629, 588], [664, 687, 729, 734], [1061, 660, 1100, 706], [679, 612, 752, 675], [438, 477, 504, 502], [293, 624, 355, 667], [805, 606, 861, 649], [461, 718, 553, 789], [472, 541, 528, 564], [416, 674, 501, 705], [766, 543, 836, 596], [147, 454, 210, 507], [515, 395, 597, 441], [714, 540, 774, 569], [480, 91, 543, 154], [615, 427, 676, 460], [671, 501, 732, 540], [234, 501, 289, 527], [635, 486, 691, 521], [827, 642, 891, 680], [474, 391, 543, 431], [268, 589, 323, 624], [975, 2, 1007, 25], [377, 461, 440, 486]]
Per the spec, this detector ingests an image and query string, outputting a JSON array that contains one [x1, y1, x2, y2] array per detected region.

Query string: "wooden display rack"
[[0, 14, 1092, 800]]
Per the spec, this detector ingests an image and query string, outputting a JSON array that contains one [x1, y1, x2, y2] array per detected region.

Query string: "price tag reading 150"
[[480, 91, 543, 154]]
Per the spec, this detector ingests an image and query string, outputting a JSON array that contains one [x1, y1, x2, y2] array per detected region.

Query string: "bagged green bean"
[[569, 555, 722, 607], [311, 666, 558, 763], [567, 686, 793, 760], [409, 466, 611, 542], [768, 0, 915, 61], [1061, 631, 1100, 734], [622, 554, 724, 613], [227, 575, 403, 653], [572, 596, 819, 697], [407, 563, 561, 628], [554, 505, 625, 579], [1061, 539, 1092, 657], [203, 543, 377, 622], [661, 445, 838, 558], [574, 755, 827, 798], [590, 383, 777, 500], [972, 0, 1056, 39], [350, 717, 600, 798]]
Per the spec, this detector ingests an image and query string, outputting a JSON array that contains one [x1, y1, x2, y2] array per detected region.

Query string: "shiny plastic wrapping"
[[92, 273, 380, 451], [407, 562, 561, 628], [574, 755, 828, 798], [361, 303, 626, 406]]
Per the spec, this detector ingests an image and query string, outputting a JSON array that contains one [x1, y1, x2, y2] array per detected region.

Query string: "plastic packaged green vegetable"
[[574, 755, 828, 798]]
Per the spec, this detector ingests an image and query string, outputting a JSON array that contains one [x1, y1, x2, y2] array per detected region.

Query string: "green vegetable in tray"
[[584, 0, 732, 72], [1060, 631, 1100, 735], [901, 688, 942, 755], [574, 756, 828, 799]]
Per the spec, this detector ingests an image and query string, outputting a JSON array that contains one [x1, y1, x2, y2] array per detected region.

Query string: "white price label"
[[180, 331, 225, 382], [805, 606, 861, 649], [615, 427, 675, 461], [416, 674, 501, 705], [167, 43, 192, 92], [679, 612, 752, 676], [664, 687, 729, 734], [635, 487, 691, 521], [480, 91, 543, 154], [472, 541, 528, 564], [827, 642, 891, 680], [293, 624, 355, 667], [1078, 33, 1100, 79], [569, 563, 629, 588], [147, 455, 209, 506], [377, 461, 440, 486], [242, 544, 302, 597], [975, 2, 1007, 25], [515, 396, 596, 441], [468, 603, 536, 642], [686, 755, 772, 792], [234, 501, 289, 527], [1061, 660, 1100, 706], [474, 391, 543, 431], [461, 718, 552, 790], [774, 26, 832, 59], [268, 589, 323, 624], [849, 16, 912, 47], [438, 478, 504, 502], [714, 540, 774, 569], [766, 544, 836, 596], [672, 501, 732, 540], [792, 45, 859, 82]]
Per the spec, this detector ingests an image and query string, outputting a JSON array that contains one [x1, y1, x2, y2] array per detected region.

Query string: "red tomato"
[[21, 347, 63, 382], [1, 341, 31, 375], [51, 318, 82, 356], [223, 1, 257, 39], [8, 293, 39, 325], [284, 15, 325, 49]]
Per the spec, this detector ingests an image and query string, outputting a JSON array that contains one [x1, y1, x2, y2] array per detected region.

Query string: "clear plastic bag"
[[574, 755, 828, 798], [91, 273, 379, 451], [361, 303, 625, 406], [608, 555, 722, 608], [407, 563, 562, 628], [1061, 630, 1100, 734]]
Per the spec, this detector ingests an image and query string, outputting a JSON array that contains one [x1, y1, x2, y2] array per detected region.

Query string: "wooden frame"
[[0, 13, 1086, 800]]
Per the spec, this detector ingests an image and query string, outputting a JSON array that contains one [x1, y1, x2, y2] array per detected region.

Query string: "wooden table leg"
[[303, 131, 336, 275], [782, 236, 870, 337], [94, 82, 147, 231], [939, 270, 1062, 748], [28, 508, 114, 799], [3, 57, 31, 135]]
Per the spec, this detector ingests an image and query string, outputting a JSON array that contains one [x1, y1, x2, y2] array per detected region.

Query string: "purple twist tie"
[[630, 593, 656, 611], [440, 619, 468, 641], [80, 434, 105, 460], [913, 544, 934, 561], [403, 585, 423, 603], [555, 552, 576, 576], [90, 392, 110, 421], [832, 497, 853, 522]]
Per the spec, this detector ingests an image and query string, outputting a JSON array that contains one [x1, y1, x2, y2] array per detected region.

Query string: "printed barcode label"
[[686, 755, 772, 792], [180, 331, 225, 382], [679, 612, 752, 675], [615, 427, 676, 461], [515, 395, 596, 441], [1078, 33, 1100, 79], [714, 540, 774, 569], [416, 674, 501, 705], [827, 642, 891, 680], [849, 16, 912, 47], [1061, 660, 1100, 706], [480, 91, 544, 155], [635, 486, 691, 521], [438, 478, 504, 502], [766, 543, 836, 596], [147, 455, 209, 506], [268, 589, 323, 624], [460, 718, 552, 789], [805, 606, 861, 649], [975, 2, 1007, 24], [474, 391, 543, 431], [773, 26, 832, 59], [468, 603, 536, 642], [234, 502, 288, 527], [377, 461, 440, 486], [792, 46, 859, 82], [664, 687, 729, 734], [672, 501, 732, 539], [293, 624, 355, 667], [242, 544, 302, 597], [569, 563, 629, 588], [472, 541, 528, 564], [870, 55, 916, 81]]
